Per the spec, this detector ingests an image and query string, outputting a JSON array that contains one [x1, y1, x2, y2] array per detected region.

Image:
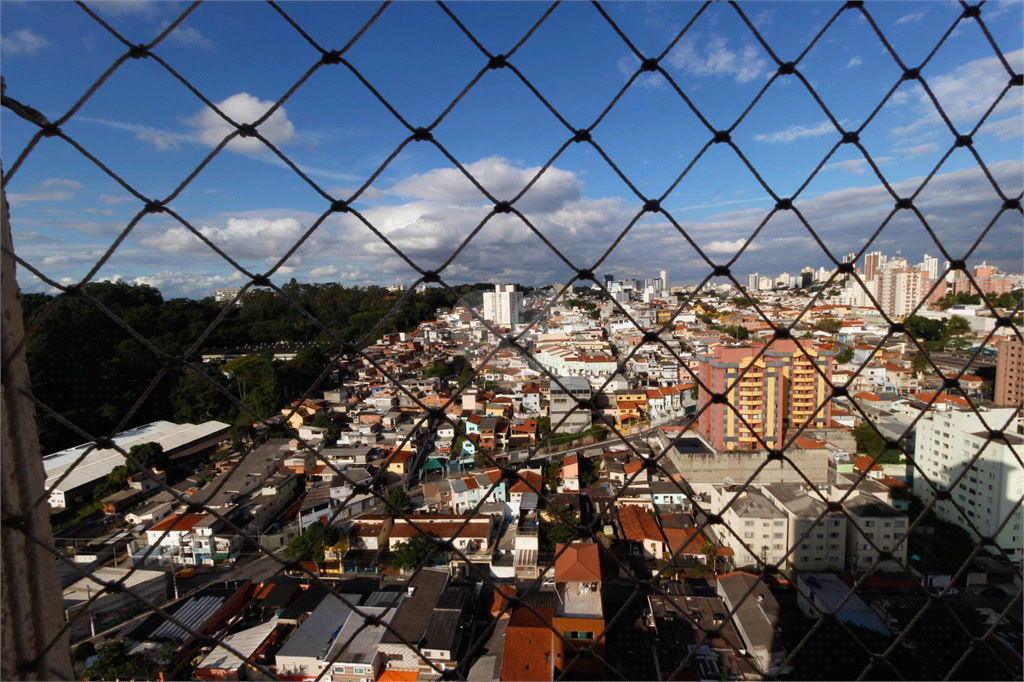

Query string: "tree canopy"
[[23, 281, 465, 454]]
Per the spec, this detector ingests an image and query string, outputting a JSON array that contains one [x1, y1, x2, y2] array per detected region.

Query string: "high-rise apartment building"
[[995, 337, 1024, 407], [863, 251, 885, 281], [913, 407, 1023, 558], [919, 254, 939, 281], [747, 273, 759, 291], [842, 257, 925, 319], [482, 284, 523, 327], [696, 340, 834, 451]]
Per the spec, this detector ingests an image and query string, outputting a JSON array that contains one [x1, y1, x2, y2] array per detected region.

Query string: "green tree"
[[853, 421, 904, 464], [545, 461, 560, 490], [722, 324, 749, 340], [385, 490, 412, 517], [544, 506, 579, 550], [128, 442, 166, 471], [911, 354, 929, 374], [701, 541, 718, 574], [283, 523, 341, 562], [83, 639, 163, 681], [814, 317, 842, 334], [905, 315, 946, 342], [537, 416, 552, 436], [946, 315, 972, 338], [473, 449, 489, 469], [392, 533, 436, 571], [834, 348, 854, 364]]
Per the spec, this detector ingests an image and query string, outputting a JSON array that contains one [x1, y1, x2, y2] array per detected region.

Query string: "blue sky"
[[3, 0, 1022, 298]]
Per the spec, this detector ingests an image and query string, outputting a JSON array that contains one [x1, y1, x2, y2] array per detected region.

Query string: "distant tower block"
[[659, 270, 669, 290]]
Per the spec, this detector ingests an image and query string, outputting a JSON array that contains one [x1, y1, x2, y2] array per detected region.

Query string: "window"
[[883, 522, 891, 527], [564, 631, 593, 640], [865, 520, 875, 527], [816, 533, 824, 539], [774, 520, 785, 527], [773, 544, 783, 550], [335, 666, 347, 674], [745, 520, 755, 527], [744, 532, 754, 538], [830, 544, 839, 550], [774, 532, 784, 539]]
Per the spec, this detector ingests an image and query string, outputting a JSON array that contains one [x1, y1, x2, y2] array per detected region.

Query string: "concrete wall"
[[667, 447, 829, 487]]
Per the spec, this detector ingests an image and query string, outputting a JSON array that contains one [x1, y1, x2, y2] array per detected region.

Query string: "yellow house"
[[386, 450, 412, 476]]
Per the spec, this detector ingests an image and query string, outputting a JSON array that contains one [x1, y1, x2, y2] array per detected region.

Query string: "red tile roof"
[[501, 607, 554, 681], [149, 513, 207, 533], [554, 542, 602, 583], [510, 470, 543, 495]]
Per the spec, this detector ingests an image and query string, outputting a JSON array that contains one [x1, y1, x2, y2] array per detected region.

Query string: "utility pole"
[[85, 584, 96, 638], [169, 551, 178, 600]]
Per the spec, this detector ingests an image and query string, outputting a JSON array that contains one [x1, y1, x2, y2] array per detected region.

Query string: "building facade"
[[696, 341, 834, 451], [913, 407, 1023, 560], [995, 337, 1023, 407], [482, 284, 523, 327]]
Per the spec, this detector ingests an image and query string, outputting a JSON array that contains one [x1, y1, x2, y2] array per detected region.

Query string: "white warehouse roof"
[[44, 420, 230, 503]]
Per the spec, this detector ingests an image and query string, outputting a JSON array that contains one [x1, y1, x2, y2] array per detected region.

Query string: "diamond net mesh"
[[1, 1, 1022, 681]]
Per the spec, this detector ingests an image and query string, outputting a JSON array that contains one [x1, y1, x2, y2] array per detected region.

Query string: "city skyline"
[[2, 1, 1022, 298]]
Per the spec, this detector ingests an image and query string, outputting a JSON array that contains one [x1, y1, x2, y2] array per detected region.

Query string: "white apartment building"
[[841, 258, 929, 319], [711, 486, 789, 568], [550, 376, 593, 434], [913, 407, 1024, 561], [482, 284, 523, 327], [843, 494, 909, 572], [760, 483, 847, 572]]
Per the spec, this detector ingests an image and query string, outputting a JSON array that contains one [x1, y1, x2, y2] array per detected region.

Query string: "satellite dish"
[[723, 476, 735, 487]]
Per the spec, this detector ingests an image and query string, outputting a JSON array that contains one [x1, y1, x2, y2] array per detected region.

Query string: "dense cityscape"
[[35, 248, 1023, 681], [2, 1, 1023, 680]]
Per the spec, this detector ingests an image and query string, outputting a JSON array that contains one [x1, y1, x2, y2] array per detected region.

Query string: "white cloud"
[[186, 93, 295, 154], [845, 56, 862, 69], [27, 157, 1023, 296], [895, 11, 926, 25], [130, 270, 246, 296], [143, 216, 306, 259], [76, 116, 190, 151], [889, 91, 909, 105], [979, 116, 1023, 141], [828, 157, 894, 174], [389, 157, 582, 214], [42, 255, 69, 266], [617, 55, 664, 89], [901, 142, 938, 158], [889, 49, 1024, 142], [309, 265, 338, 277], [1, 29, 49, 56], [667, 36, 768, 84], [7, 179, 84, 206], [704, 239, 757, 254], [163, 24, 213, 49], [755, 120, 837, 143]]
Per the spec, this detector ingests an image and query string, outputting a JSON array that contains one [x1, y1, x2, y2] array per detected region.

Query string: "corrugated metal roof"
[[44, 420, 229, 496], [196, 619, 279, 672], [326, 606, 396, 664], [276, 594, 361, 659], [149, 595, 226, 642]]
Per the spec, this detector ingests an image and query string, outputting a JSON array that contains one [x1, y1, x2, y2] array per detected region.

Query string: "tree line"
[[22, 280, 498, 455]]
